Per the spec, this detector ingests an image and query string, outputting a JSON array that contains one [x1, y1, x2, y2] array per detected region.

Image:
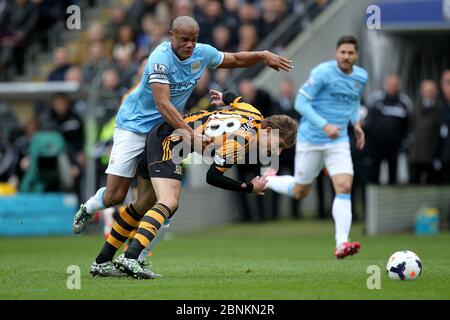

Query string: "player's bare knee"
[[335, 181, 352, 194], [103, 189, 126, 207], [158, 197, 179, 215], [293, 186, 310, 200]]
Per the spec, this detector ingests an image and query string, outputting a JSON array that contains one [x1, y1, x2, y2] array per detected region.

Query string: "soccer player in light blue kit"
[[73, 16, 294, 277], [267, 36, 367, 259]]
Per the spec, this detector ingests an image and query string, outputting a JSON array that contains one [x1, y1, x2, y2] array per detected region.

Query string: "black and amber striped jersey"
[[163, 97, 263, 171]]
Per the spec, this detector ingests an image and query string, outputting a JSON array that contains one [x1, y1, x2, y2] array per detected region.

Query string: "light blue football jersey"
[[116, 41, 224, 133], [296, 60, 368, 144]]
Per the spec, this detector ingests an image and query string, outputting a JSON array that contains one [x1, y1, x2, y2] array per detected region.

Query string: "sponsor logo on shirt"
[[241, 119, 256, 132], [169, 80, 198, 91], [330, 92, 360, 103]]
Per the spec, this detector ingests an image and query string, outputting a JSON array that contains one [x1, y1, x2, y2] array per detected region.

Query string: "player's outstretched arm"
[[206, 165, 266, 194], [219, 51, 293, 72]]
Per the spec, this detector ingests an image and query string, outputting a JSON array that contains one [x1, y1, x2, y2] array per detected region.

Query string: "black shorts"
[[137, 122, 187, 181]]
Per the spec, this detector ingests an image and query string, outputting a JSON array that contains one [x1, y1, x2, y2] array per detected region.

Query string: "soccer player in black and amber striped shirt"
[[92, 90, 297, 279]]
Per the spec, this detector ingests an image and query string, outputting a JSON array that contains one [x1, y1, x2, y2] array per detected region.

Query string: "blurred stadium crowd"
[[1, 0, 449, 222]]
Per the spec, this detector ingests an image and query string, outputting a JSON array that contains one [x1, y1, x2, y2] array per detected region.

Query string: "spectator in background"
[[32, 0, 67, 44], [270, 77, 300, 119], [38, 93, 85, 195], [0, 0, 39, 75], [197, 0, 224, 44], [98, 68, 128, 126], [0, 102, 21, 140], [212, 25, 233, 52], [435, 70, 450, 184], [222, 0, 240, 46], [238, 78, 273, 116], [75, 21, 113, 65], [112, 25, 136, 62], [65, 65, 82, 85], [13, 117, 40, 183], [65, 65, 87, 117], [193, 0, 208, 9], [82, 41, 112, 83], [128, 0, 160, 29], [136, 14, 157, 60], [0, 129, 17, 182], [172, 0, 194, 20], [39, 94, 84, 157], [365, 74, 412, 184], [237, 24, 259, 52], [48, 47, 73, 81], [210, 68, 230, 91], [105, 5, 130, 42], [114, 47, 138, 88], [260, 0, 288, 41], [237, 2, 261, 28], [146, 21, 168, 54], [409, 80, 441, 184]]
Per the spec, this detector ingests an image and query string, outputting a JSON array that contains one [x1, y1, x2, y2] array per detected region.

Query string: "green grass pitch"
[[1, 219, 449, 300]]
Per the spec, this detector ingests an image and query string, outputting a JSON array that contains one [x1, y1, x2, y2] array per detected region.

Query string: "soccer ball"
[[386, 250, 422, 280]]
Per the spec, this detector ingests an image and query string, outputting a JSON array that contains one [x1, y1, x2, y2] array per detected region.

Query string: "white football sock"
[[266, 175, 296, 197], [332, 194, 352, 247], [138, 219, 171, 263], [84, 187, 107, 214]]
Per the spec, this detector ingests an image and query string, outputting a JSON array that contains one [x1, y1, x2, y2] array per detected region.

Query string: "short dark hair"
[[336, 35, 358, 51]]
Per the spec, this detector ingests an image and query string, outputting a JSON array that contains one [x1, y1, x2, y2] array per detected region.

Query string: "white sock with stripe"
[[266, 175, 296, 197], [84, 187, 107, 214]]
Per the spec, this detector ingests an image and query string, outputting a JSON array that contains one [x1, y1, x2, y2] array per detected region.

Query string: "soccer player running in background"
[[72, 16, 293, 276], [110, 91, 297, 279], [266, 35, 367, 259]]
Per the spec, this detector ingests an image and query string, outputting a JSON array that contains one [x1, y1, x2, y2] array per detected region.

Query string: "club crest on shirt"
[[191, 61, 201, 73], [174, 165, 183, 175], [354, 81, 361, 89]]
